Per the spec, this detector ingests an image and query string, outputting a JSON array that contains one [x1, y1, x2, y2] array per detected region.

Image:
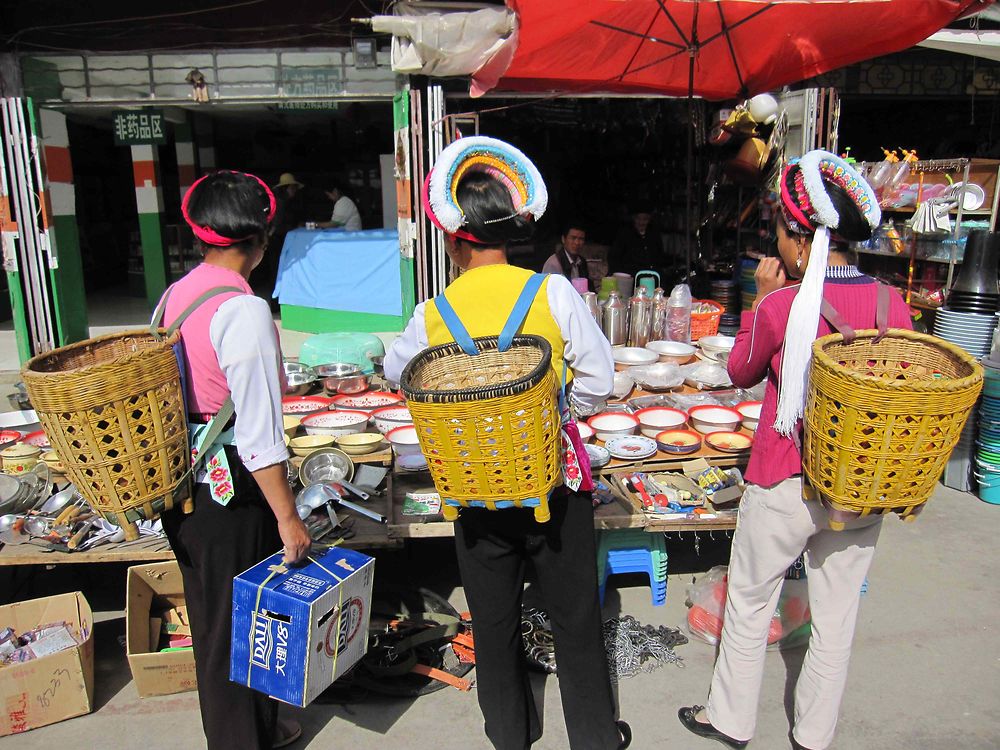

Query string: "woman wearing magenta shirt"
[[158, 171, 311, 750], [679, 152, 912, 750]]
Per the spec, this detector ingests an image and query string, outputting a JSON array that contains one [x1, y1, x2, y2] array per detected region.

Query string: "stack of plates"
[[932, 309, 998, 359], [739, 259, 758, 311], [709, 279, 740, 316], [945, 289, 1000, 315]]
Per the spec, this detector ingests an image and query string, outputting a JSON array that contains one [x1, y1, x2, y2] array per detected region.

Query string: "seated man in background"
[[317, 180, 362, 231], [542, 221, 591, 290]]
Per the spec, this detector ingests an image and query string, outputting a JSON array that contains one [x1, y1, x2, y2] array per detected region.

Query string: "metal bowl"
[[323, 373, 370, 395], [369, 355, 385, 377], [314, 362, 361, 378], [284, 370, 317, 396], [284, 360, 315, 377], [298, 447, 355, 487]]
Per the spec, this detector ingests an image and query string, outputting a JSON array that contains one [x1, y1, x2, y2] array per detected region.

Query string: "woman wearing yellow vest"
[[385, 137, 630, 750]]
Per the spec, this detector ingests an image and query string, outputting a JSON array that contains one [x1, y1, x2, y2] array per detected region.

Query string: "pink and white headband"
[[181, 171, 276, 247]]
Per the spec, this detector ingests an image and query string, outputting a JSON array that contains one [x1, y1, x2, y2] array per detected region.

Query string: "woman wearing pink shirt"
[[679, 152, 912, 750], [159, 171, 311, 750]]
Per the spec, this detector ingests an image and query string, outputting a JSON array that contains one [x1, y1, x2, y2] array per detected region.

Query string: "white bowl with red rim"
[[575, 421, 595, 443], [586, 412, 639, 442], [370, 404, 413, 435], [688, 405, 742, 435], [386, 425, 423, 457], [633, 407, 688, 438], [282, 395, 334, 415], [332, 391, 403, 412], [655, 429, 703, 454], [300, 409, 370, 437], [735, 401, 763, 431], [21, 430, 50, 449]]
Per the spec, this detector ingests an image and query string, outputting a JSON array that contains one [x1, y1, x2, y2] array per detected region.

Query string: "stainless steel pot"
[[314, 363, 368, 394]]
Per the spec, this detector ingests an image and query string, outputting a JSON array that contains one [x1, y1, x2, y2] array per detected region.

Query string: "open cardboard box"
[[681, 457, 744, 508], [0, 592, 94, 736], [126, 561, 197, 698]]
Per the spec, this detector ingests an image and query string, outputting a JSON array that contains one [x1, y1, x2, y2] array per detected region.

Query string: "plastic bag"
[[686, 565, 812, 651]]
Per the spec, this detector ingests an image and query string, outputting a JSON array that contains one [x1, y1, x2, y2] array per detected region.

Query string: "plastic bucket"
[[973, 465, 1000, 504]]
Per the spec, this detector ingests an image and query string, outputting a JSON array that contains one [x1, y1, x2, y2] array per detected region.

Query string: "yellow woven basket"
[[400, 334, 561, 522], [22, 329, 191, 540], [803, 328, 983, 526]]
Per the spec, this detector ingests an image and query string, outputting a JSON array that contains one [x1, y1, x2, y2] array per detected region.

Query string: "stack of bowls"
[[974, 363, 1000, 504], [709, 278, 740, 315], [932, 309, 998, 359], [740, 258, 758, 311]]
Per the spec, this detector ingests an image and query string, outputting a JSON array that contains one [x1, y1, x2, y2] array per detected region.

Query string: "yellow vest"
[[424, 265, 570, 383]]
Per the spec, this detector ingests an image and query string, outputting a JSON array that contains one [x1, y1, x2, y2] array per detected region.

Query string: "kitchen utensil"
[[288, 434, 337, 457], [633, 407, 688, 438], [611, 372, 635, 400], [386, 425, 422, 456], [586, 412, 639, 442], [627, 286, 653, 347], [370, 404, 413, 435], [688, 405, 743, 434], [655, 430, 703, 454], [300, 409, 370, 437], [575, 421, 595, 443], [298, 448, 355, 486], [395, 454, 429, 472], [602, 291, 627, 345], [736, 401, 763, 431], [626, 363, 684, 392], [585, 443, 611, 469], [705, 431, 754, 453], [612, 347, 659, 367], [36, 485, 78, 515], [68, 517, 97, 549], [1, 442, 40, 475], [334, 432, 385, 455], [283, 370, 317, 396], [644, 340, 696, 364], [369, 355, 386, 377], [698, 335, 736, 360], [605, 436, 658, 461], [282, 395, 335, 415], [332, 391, 404, 412], [336, 479, 371, 502], [628, 473, 653, 507]]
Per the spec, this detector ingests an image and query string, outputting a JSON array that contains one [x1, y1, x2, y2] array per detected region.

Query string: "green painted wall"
[[138, 212, 168, 306], [4, 270, 32, 363], [48, 215, 89, 345]]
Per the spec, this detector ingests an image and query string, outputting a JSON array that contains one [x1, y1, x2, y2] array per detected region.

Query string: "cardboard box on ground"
[[0, 592, 94, 736], [126, 562, 197, 698], [230, 546, 375, 708]]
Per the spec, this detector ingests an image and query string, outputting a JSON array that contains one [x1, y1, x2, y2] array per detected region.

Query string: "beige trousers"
[[705, 477, 882, 750]]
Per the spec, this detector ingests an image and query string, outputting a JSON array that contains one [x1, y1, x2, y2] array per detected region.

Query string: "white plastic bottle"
[[665, 284, 692, 343]]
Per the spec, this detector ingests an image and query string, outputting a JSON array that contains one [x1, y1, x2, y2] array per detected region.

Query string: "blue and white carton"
[[230, 547, 374, 707]]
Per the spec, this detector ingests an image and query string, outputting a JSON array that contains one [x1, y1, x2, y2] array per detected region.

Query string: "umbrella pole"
[[685, 51, 694, 279]]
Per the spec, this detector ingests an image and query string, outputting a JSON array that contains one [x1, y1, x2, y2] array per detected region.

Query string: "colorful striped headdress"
[[775, 150, 880, 437], [423, 136, 548, 244]]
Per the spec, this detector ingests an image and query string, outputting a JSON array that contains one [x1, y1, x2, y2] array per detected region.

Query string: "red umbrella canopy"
[[500, 0, 988, 99]]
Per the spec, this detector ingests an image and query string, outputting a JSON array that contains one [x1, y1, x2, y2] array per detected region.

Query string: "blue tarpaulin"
[[274, 229, 402, 316]]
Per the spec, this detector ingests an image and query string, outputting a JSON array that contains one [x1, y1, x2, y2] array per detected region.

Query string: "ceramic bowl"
[[612, 347, 659, 367], [585, 443, 611, 469], [298, 447, 355, 485], [736, 401, 763, 431], [705, 431, 754, 453], [288, 434, 336, 457], [396, 453, 429, 472], [688, 405, 743, 434], [655, 430, 703, 454], [335, 432, 386, 456], [586, 412, 639, 442], [20, 431, 50, 449], [634, 407, 688, 438], [386, 425, 423, 457], [332, 391, 404, 412], [40, 450, 66, 474], [575, 421, 595, 443], [370, 405, 413, 435], [699, 335, 736, 359], [282, 395, 334, 415], [0, 430, 23, 448], [300, 409, 370, 437], [644, 340, 696, 364]]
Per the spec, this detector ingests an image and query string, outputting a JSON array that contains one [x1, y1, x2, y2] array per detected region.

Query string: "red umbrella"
[[500, 0, 988, 99]]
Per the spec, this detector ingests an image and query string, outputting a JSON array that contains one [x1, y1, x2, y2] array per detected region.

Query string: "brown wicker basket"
[[400, 334, 561, 523], [803, 328, 983, 527], [22, 329, 191, 540]]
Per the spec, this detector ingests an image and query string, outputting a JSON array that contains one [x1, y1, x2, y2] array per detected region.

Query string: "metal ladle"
[[35, 485, 78, 515]]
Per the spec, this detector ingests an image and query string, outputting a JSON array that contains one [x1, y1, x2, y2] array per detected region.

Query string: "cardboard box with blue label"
[[230, 547, 374, 707]]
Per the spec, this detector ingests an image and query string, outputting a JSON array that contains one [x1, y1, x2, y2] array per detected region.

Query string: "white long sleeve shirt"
[[209, 295, 289, 472], [384, 271, 613, 416]]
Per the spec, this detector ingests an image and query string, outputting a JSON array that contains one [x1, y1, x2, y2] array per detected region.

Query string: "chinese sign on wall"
[[113, 109, 167, 146]]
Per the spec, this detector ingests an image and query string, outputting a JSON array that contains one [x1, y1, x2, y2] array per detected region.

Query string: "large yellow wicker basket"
[[22, 330, 191, 540], [400, 334, 561, 523], [803, 328, 983, 527]]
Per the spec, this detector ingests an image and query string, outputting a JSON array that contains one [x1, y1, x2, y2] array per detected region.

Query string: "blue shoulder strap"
[[434, 293, 479, 356], [498, 273, 547, 352]]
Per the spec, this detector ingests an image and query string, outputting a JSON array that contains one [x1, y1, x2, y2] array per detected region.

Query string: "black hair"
[[326, 179, 349, 195], [186, 171, 271, 252], [456, 171, 534, 246], [782, 165, 873, 243], [562, 220, 586, 237]]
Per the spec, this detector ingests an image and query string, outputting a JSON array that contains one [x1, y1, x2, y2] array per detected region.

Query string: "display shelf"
[[855, 246, 955, 264]]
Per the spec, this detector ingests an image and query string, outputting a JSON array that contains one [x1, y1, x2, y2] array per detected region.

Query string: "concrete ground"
[[2, 483, 998, 750]]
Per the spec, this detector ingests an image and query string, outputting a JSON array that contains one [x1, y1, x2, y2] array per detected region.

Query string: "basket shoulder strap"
[[874, 283, 891, 341], [149, 285, 176, 340], [434, 293, 478, 356], [192, 397, 235, 473], [498, 273, 547, 352], [165, 285, 246, 338], [820, 298, 856, 344]]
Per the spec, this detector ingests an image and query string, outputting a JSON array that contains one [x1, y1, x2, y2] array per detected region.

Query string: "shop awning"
[[918, 29, 1000, 62], [492, 0, 991, 100]]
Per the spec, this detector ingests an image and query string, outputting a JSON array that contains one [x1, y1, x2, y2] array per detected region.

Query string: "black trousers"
[[162, 448, 283, 750], [454, 490, 620, 750]]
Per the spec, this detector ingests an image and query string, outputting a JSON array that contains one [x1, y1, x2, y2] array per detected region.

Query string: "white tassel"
[[774, 226, 831, 436]]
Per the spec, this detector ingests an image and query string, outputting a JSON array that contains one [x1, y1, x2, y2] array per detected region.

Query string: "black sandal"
[[677, 706, 748, 749], [616, 720, 632, 749]]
